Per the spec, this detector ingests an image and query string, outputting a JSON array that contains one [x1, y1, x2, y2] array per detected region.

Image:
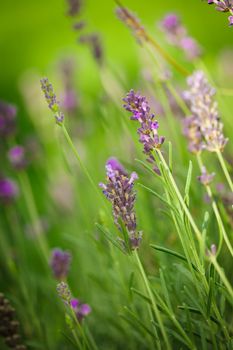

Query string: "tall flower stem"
[[61, 123, 108, 211], [209, 256, 233, 303], [133, 250, 171, 350], [196, 153, 233, 257], [216, 149, 233, 192]]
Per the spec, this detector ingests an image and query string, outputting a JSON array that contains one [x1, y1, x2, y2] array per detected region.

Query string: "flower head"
[[66, 0, 82, 17], [123, 90, 164, 172], [197, 167, 215, 186], [205, 0, 233, 26], [99, 158, 142, 251], [70, 298, 91, 322], [8, 146, 27, 170], [57, 282, 71, 304], [0, 101, 17, 138], [183, 70, 228, 153], [160, 13, 201, 60], [40, 78, 64, 125], [79, 34, 103, 66], [116, 5, 146, 43], [0, 178, 18, 204], [50, 248, 72, 280]]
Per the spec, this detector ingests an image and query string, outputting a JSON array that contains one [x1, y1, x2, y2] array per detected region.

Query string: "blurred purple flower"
[[160, 13, 201, 60], [197, 167, 215, 186], [229, 15, 233, 25], [79, 34, 103, 66], [100, 159, 142, 251], [0, 101, 17, 138], [66, 0, 82, 17], [60, 59, 79, 114], [0, 178, 18, 204], [70, 298, 91, 322], [40, 78, 64, 124], [183, 70, 228, 153], [50, 248, 72, 280], [8, 145, 26, 170]]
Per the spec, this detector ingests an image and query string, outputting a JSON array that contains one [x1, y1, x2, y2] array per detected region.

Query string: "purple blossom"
[[116, 5, 146, 43], [205, 0, 233, 26], [0, 178, 18, 204], [79, 34, 103, 66], [40, 78, 64, 125], [70, 298, 91, 322], [50, 248, 72, 280], [160, 13, 201, 60], [197, 167, 215, 186], [123, 90, 164, 172], [60, 59, 79, 114], [183, 71, 228, 153], [100, 159, 142, 251], [0, 101, 17, 138], [8, 146, 26, 170], [66, 0, 82, 17]]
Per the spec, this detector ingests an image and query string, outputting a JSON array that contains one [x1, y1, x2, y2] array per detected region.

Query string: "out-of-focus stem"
[[134, 250, 171, 350], [216, 149, 233, 192], [196, 153, 233, 257]]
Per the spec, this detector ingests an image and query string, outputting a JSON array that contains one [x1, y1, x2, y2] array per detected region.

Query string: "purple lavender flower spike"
[[8, 146, 26, 170], [197, 167, 215, 186], [183, 70, 228, 153], [50, 248, 72, 280], [70, 298, 91, 322], [0, 101, 17, 138], [106, 157, 127, 175], [100, 158, 142, 251], [40, 78, 64, 125], [66, 0, 82, 17], [123, 89, 164, 172], [79, 34, 103, 66], [0, 178, 19, 204]]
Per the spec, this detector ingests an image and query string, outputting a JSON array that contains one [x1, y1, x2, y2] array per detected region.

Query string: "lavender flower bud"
[[40, 78, 64, 125], [57, 282, 71, 304], [79, 34, 103, 66], [100, 158, 142, 251], [66, 0, 82, 17], [50, 248, 72, 280], [204, 0, 233, 26], [8, 146, 27, 170], [0, 101, 17, 138], [116, 5, 146, 43], [70, 298, 91, 322], [183, 71, 228, 153], [197, 167, 215, 186], [0, 178, 19, 204]]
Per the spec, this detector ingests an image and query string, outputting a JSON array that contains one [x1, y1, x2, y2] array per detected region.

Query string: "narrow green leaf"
[[168, 141, 173, 173], [150, 244, 199, 272], [177, 306, 219, 324], [96, 223, 125, 253], [184, 160, 192, 205]]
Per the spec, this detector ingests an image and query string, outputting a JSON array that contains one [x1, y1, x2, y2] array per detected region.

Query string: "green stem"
[[216, 149, 233, 192], [196, 154, 233, 257], [209, 256, 233, 302], [133, 250, 171, 350], [157, 150, 202, 244]]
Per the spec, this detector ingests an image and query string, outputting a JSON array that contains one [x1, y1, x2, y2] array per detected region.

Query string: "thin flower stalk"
[[115, 0, 189, 76], [196, 153, 233, 257]]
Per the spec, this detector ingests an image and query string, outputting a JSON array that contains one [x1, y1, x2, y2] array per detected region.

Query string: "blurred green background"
[[1, 0, 232, 105]]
